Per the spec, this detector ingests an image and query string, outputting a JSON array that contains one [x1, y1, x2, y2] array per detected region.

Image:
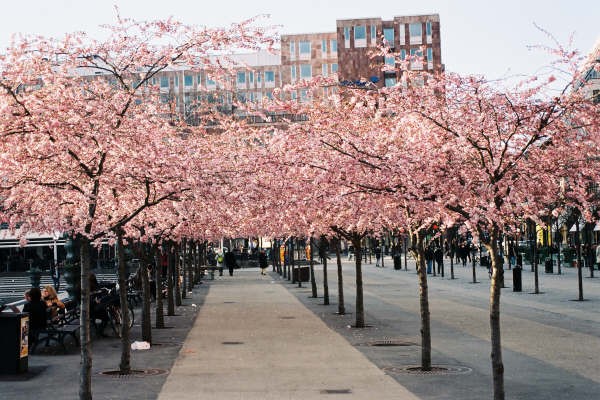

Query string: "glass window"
[[399, 24, 405, 45], [289, 41, 296, 59], [354, 25, 366, 48], [370, 25, 377, 42], [385, 77, 396, 87], [184, 75, 193, 86], [322, 39, 327, 54], [354, 25, 366, 40], [151, 77, 157, 85], [249, 71, 254, 84], [291, 91, 297, 100], [206, 76, 216, 86], [237, 92, 246, 103], [344, 27, 350, 47], [299, 41, 311, 55], [237, 72, 246, 84], [300, 64, 312, 79], [257, 72, 262, 83], [426, 22, 432, 36], [400, 49, 407, 60], [410, 48, 423, 69], [409, 23, 422, 44], [264, 71, 275, 82], [265, 91, 273, 100], [291, 65, 296, 81], [385, 55, 395, 67], [331, 63, 338, 73], [160, 76, 169, 88], [384, 28, 394, 45], [322, 64, 328, 76], [174, 76, 179, 87], [330, 39, 337, 52], [427, 47, 433, 61], [300, 89, 309, 102]]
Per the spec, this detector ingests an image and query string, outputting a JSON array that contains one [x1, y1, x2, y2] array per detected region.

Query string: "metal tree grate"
[[356, 339, 416, 347], [383, 365, 472, 375], [98, 368, 169, 378], [320, 389, 352, 394]]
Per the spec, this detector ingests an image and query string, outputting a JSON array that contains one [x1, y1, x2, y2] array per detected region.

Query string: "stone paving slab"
[[158, 271, 420, 400]]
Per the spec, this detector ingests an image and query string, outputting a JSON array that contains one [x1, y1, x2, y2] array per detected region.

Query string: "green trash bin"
[[0, 312, 29, 374]]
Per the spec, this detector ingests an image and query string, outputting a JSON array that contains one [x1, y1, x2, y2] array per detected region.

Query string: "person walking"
[[224, 249, 237, 276], [258, 250, 268, 275], [375, 246, 382, 267], [50, 262, 61, 291]]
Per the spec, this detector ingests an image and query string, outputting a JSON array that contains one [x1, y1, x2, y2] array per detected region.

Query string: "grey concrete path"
[[158, 271, 421, 400]]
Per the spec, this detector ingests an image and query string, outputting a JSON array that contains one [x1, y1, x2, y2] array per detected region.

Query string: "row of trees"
[[1, 14, 598, 400]]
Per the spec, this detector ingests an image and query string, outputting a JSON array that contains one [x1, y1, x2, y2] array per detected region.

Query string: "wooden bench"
[[31, 300, 80, 354]]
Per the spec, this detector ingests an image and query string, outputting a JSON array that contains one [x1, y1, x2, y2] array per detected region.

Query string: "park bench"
[[31, 299, 80, 354]]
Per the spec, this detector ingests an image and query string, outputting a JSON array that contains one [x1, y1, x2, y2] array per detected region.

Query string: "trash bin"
[[544, 260, 553, 274], [393, 254, 401, 270], [512, 266, 522, 292], [0, 313, 29, 374], [292, 266, 310, 282]]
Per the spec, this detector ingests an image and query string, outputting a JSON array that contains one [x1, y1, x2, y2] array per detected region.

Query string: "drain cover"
[[320, 389, 352, 394], [359, 340, 416, 347], [383, 365, 472, 375], [222, 341, 244, 345], [279, 316, 296, 320], [98, 368, 169, 377]]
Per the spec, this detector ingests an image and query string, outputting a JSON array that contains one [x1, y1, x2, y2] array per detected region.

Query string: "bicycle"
[[106, 301, 134, 338]]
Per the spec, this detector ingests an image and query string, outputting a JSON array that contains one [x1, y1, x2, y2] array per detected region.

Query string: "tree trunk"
[[154, 246, 164, 329], [533, 241, 540, 294], [79, 237, 93, 400], [576, 222, 584, 301], [181, 240, 187, 300], [310, 238, 318, 298], [140, 259, 152, 343], [335, 238, 345, 315], [116, 232, 131, 374], [486, 230, 505, 400], [167, 246, 175, 316], [186, 241, 193, 293], [414, 232, 431, 371], [472, 249, 478, 283], [321, 236, 329, 305], [352, 236, 365, 328], [175, 245, 182, 307]]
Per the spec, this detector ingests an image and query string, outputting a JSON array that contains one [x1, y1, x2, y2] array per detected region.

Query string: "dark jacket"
[[258, 252, 268, 269], [224, 251, 237, 269], [23, 300, 47, 331]]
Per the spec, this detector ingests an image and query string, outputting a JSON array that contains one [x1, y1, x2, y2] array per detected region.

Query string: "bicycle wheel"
[[108, 306, 123, 338], [127, 304, 134, 329]]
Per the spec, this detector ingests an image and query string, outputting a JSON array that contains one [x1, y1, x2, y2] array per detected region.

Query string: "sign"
[[20, 316, 29, 358]]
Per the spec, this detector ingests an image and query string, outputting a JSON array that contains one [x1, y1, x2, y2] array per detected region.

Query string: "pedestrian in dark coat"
[[224, 250, 237, 276], [258, 250, 268, 275]]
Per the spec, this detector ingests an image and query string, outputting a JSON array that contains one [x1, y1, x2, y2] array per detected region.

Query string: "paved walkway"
[[158, 271, 420, 400]]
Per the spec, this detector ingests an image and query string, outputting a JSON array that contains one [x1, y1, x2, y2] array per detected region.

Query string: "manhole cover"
[[98, 368, 169, 377], [279, 316, 296, 320], [222, 341, 244, 345], [383, 365, 472, 375], [223, 301, 236, 304], [358, 340, 416, 347], [320, 389, 352, 394]]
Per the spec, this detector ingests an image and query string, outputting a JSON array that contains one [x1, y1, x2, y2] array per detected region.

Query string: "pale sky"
[[1, 0, 597, 80]]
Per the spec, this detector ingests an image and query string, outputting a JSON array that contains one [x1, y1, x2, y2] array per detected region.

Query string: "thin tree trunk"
[[186, 240, 193, 294], [472, 254, 478, 283], [576, 222, 584, 301], [167, 245, 175, 316], [116, 231, 131, 374], [154, 246, 164, 329], [335, 238, 345, 315], [181, 240, 187, 300], [533, 241, 540, 294], [310, 237, 318, 298], [321, 237, 329, 305], [486, 230, 505, 400], [175, 245, 182, 307], [79, 237, 92, 400], [140, 255, 152, 343], [414, 232, 431, 371], [352, 236, 365, 328]]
